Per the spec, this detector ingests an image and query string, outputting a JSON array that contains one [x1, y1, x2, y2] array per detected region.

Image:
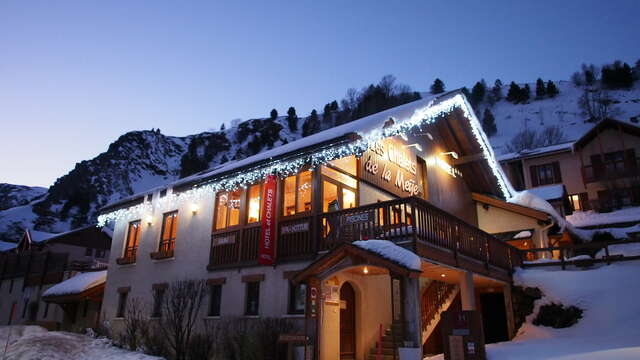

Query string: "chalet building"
[[99, 91, 547, 359], [500, 118, 640, 215], [0, 226, 111, 331]]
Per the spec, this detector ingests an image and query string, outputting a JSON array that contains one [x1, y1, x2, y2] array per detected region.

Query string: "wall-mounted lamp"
[[363, 266, 369, 275], [399, 133, 408, 141], [440, 273, 446, 278], [145, 215, 153, 226], [415, 132, 434, 141], [404, 143, 423, 152], [190, 203, 199, 215], [440, 151, 459, 160]]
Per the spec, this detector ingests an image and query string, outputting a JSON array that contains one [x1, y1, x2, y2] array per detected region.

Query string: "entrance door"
[[340, 282, 356, 360], [480, 293, 508, 344]]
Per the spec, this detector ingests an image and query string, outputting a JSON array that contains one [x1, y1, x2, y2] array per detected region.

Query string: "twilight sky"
[[1, 1, 639, 187]]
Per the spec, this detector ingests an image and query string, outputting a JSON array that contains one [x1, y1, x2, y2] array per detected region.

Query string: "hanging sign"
[[259, 174, 278, 265]]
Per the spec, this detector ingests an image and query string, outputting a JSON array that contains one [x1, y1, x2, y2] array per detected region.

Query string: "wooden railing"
[[116, 247, 138, 265], [208, 197, 522, 274], [582, 158, 640, 184], [0, 251, 69, 286], [520, 239, 640, 270], [421, 280, 456, 332], [150, 239, 175, 260]]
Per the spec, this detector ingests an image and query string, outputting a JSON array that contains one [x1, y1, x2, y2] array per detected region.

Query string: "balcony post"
[[459, 270, 476, 311]]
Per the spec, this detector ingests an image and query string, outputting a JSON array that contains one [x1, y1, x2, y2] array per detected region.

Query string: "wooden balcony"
[[150, 240, 175, 260], [116, 247, 137, 265], [582, 158, 640, 184], [207, 197, 522, 275]]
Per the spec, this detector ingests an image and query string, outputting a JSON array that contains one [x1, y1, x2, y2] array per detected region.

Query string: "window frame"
[[123, 220, 141, 260], [244, 281, 260, 316], [213, 189, 243, 230], [116, 291, 129, 318], [282, 169, 314, 217], [159, 211, 179, 253], [530, 162, 562, 187], [151, 288, 165, 318], [208, 284, 222, 317], [246, 183, 263, 224], [288, 282, 307, 315], [321, 165, 358, 213]]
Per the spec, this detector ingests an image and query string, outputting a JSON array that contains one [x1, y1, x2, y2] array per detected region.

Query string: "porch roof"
[[292, 242, 422, 284]]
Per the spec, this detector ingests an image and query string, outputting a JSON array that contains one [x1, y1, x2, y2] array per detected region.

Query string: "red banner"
[[259, 174, 278, 265]]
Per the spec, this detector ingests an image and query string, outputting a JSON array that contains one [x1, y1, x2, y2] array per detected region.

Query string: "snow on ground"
[[427, 261, 640, 360], [567, 206, 640, 227], [353, 239, 422, 270], [43, 270, 107, 297], [596, 242, 640, 258], [0, 326, 160, 360], [572, 223, 640, 241]]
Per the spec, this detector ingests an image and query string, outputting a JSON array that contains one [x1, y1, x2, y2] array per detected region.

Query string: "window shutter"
[[553, 162, 562, 183], [530, 165, 539, 187]]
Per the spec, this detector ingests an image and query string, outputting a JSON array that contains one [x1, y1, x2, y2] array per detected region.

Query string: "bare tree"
[[120, 297, 147, 351], [378, 74, 397, 98], [579, 89, 619, 121], [158, 279, 207, 360], [505, 128, 538, 153], [537, 125, 566, 147]]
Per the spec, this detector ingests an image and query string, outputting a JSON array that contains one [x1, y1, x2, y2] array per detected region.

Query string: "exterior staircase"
[[421, 280, 459, 345], [367, 322, 404, 360]]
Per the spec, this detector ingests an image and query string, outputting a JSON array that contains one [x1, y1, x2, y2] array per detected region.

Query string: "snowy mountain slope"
[[0, 115, 304, 240], [486, 81, 640, 154], [0, 184, 46, 211]]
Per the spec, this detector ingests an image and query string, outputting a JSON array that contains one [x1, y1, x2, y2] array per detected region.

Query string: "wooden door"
[[340, 282, 356, 359]]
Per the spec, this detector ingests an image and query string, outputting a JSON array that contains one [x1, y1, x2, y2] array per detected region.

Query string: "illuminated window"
[[159, 211, 178, 253], [124, 221, 141, 260], [247, 184, 262, 223], [214, 190, 242, 229], [283, 170, 313, 216], [321, 165, 357, 212], [323, 181, 338, 212]]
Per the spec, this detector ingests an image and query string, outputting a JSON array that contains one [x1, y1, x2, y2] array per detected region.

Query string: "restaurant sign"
[[360, 137, 423, 197], [259, 174, 278, 265]]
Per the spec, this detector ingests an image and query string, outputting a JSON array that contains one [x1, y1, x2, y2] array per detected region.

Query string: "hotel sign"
[[259, 174, 278, 265], [360, 138, 423, 198]]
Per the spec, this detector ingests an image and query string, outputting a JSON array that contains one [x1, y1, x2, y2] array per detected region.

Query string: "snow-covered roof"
[[42, 270, 107, 298], [513, 230, 533, 239], [353, 240, 422, 271], [497, 141, 574, 162], [27, 229, 57, 243], [0, 241, 18, 252], [527, 184, 565, 201], [567, 206, 640, 228]]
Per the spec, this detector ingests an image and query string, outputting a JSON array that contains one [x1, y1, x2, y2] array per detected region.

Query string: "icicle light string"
[[97, 95, 514, 227]]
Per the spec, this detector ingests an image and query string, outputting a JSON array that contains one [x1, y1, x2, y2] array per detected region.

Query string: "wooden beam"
[[451, 153, 484, 166]]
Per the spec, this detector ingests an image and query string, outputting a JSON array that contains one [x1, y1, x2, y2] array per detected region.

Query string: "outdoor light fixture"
[[363, 266, 369, 274], [404, 143, 423, 152], [440, 274, 446, 278], [145, 215, 153, 226], [190, 203, 199, 215], [399, 133, 408, 141], [440, 151, 459, 159]]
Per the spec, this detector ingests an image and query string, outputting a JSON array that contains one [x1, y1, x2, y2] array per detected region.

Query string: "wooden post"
[[560, 248, 566, 270], [605, 243, 610, 265]]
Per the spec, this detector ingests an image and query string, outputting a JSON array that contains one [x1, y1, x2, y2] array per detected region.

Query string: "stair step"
[[370, 347, 394, 355]]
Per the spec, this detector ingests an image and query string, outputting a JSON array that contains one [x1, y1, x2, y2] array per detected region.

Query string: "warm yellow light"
[[440, 274, 446, 278], [190, 203, 199, 215], [145, 215, 153, 226], [363, 266, 369, 274]]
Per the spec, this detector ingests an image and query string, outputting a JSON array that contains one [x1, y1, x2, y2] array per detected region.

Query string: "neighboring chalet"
[[500, 118, 640, 215], [0, 225, 111, 331], [98, 91, 554, 359]]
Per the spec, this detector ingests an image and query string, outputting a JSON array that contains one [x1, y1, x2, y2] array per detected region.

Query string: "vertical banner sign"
[[259, 174, 278, 265]]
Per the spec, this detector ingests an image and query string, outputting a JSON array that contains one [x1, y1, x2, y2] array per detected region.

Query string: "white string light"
[[97, 94, 514, 227]]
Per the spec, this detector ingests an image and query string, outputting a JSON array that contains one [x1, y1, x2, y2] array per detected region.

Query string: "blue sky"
[[1, 1, 639, 187]]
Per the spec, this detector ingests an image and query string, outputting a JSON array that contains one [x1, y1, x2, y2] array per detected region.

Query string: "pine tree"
[[535, 78, 546, 99], [470, 80, 486, 107], [430, 78, 445, 94], [492, 79, 503, 101], [521, 84, 531, 102], [482, 108, 497, 137], [322, 103, 333, 129], [330, 100, 339, 111], [220, 123, 226, 131], [302, 109, 320, 137], [286, 107, 298, 132], [546, 80, 559, 97], [506, 82, 521, 103], [270, 109, 278, 120]]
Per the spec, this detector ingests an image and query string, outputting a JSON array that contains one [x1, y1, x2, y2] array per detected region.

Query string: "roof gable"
[[574, 118, 640, 150]]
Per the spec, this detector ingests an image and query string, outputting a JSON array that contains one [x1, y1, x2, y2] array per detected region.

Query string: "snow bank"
[[43, 270, 107, 297], [352, 240, 421, 271], [513, 230, 532, 239], [571, 223, 640, 241], [567, 206, 640, 227], [0, 241, 17, 252], [0, 326, 160, 360]]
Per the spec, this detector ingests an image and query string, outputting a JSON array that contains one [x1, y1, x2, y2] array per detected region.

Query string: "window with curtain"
[[214, 189, 242, 229], [283, 170, 313, 216], [159, 211, 178, 253]]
